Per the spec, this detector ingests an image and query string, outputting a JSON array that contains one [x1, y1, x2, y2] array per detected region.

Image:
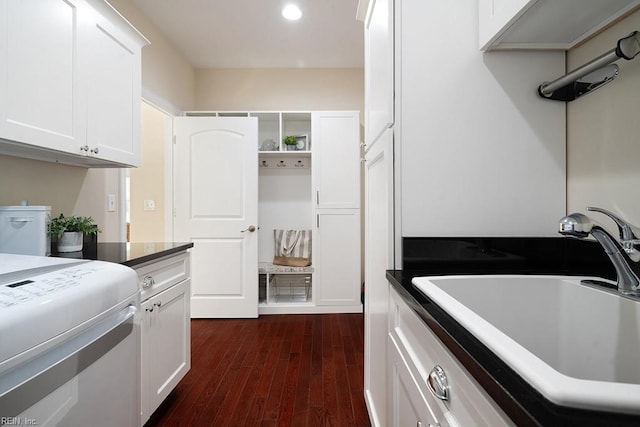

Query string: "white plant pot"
[[57, 231, 83, 253]]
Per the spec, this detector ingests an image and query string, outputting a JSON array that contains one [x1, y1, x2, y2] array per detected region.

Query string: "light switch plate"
[[107, 194, 116, 212], [144, 199, 156, 211]]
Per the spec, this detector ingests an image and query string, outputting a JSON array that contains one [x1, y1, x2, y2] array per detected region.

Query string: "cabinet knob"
[[80, 145, 89, 152], [427, 365, 450, 401], [142, 275, 155, 288], [90, 147, 99, 154]]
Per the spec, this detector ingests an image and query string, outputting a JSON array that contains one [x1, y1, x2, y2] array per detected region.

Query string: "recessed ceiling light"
[[282, 4, 302, 20]]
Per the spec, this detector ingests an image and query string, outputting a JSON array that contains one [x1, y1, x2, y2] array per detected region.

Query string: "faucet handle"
[[586, 206, 640, 245]]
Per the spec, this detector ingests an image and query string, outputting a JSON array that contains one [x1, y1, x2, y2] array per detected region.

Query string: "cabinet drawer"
[[389, 286, 513, 427], [137, 252, 190, 301], [388, 334, 441, 427]]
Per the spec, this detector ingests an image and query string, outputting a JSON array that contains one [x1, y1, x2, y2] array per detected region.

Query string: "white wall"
[[108, 0, 196, 112], [398, 0, 566, 237], [129, 102, 171, 242], [195, 68, 364, 123], [567, 10, 640, 234]]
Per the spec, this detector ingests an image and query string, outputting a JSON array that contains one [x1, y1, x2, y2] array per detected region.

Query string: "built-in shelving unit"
[[256, 112, 314, 312], [184, 110, 362, 315]]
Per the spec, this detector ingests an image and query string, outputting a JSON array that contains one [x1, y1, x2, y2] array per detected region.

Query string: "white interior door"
[[174, 117, 258, 318]]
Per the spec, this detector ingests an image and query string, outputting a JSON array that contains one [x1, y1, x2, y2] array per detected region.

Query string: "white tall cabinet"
[[364, 129, 394, 427], [363, 0, 567, 424], [313, 111, 362, 308], [364, 0, 394, 150], [363, 0, 395, 425], [0, 0, 147, 167]]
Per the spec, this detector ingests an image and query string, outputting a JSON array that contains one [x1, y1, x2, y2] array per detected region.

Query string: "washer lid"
[[0, 254, 138, 365], [0, 254, 85, 285]]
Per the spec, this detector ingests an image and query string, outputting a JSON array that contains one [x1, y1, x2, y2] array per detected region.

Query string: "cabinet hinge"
[[173, 135, 177, 144]]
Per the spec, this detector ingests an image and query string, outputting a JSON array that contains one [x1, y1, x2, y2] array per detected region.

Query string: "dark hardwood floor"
[[145, 313, 371, 427]]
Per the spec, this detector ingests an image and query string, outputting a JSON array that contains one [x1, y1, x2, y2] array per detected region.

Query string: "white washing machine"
[[0, 254, 140, 427]]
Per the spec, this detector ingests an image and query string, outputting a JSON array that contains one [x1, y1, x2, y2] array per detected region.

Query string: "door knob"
[[241, 225, 257, 233]]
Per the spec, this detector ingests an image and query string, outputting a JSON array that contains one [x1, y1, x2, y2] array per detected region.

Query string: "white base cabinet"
[[137, 252, 191, 425], [389, 337, 441, 427], [388, 286, 513, 427], [315, 209, 361, 307]]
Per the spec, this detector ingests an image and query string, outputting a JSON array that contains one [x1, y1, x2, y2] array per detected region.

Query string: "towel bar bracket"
[[538, 31, 640, 102]]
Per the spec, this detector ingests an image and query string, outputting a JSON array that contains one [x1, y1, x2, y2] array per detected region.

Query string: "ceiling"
[[131, 0, 365, 69]]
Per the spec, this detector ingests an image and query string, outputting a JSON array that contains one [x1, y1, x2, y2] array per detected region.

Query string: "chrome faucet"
[[559, 207, 640, 295]]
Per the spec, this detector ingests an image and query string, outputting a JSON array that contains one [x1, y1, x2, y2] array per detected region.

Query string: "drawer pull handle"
[[142, 275, 155, 288], [427, 365, 449, 401]]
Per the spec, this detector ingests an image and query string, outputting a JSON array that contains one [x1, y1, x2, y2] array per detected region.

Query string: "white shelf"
[[258, 262, 314, 274], [259, 266, 313, 305], [258, 150, 311, 157]]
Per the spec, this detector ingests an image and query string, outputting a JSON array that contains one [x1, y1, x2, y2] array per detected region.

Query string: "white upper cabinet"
[[479, 0, 640, 50], [0, 0, 85, 154], [83, 7, 143, 166], [312, 111, 360, 209], [364, 0, 394, 149], [0, 0, 148, 167]]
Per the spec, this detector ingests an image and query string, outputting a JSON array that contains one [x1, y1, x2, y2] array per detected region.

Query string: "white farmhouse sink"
[[412, 275, 640, 414]]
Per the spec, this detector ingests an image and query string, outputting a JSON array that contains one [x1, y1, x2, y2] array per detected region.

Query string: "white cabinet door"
[[364, 0, 394, 149], [364, 129, 393, 426], [478, 0, 537, 49], [389, 337, 440, 427], [0, 0, 84, 154], [174, 117, 259, 318], [141, 279, 191, 424], [82, 9, 143, 166], [315, 209, 361, 306], [313, 111, 360, 209]]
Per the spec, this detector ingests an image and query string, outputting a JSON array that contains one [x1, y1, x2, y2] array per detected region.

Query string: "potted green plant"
[[49, 214, 100, 253], [283, 135, 298, 151]]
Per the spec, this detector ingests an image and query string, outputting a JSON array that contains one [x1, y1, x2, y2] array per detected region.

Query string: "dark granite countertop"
[[52, 242, 193, 267], [388, 237, 639, 426]]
